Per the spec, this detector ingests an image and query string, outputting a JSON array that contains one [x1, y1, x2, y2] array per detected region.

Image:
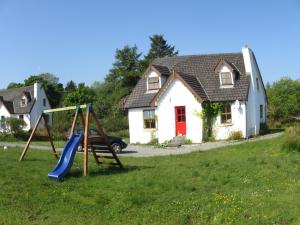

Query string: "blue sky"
[[0, 0, 299, 88]]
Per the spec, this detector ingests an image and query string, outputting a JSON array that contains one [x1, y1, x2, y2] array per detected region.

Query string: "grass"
[[0, 136, 299, 225]]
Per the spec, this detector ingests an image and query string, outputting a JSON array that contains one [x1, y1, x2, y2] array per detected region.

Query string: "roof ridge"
[[157, 52, 242, 60], [0, 84, 34, 94]]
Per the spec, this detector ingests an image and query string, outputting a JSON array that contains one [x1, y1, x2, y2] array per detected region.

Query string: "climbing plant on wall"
[[200, 102, 223, 141]]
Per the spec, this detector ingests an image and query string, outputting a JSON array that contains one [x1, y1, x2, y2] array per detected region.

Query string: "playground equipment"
[[19, 104, 123, 180]]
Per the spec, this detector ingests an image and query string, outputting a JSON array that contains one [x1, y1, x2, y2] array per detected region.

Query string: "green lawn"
[[0, 136, 299, 225]]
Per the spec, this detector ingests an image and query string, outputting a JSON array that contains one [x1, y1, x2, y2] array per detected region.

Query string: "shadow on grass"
[[65, 165, 154, 179]]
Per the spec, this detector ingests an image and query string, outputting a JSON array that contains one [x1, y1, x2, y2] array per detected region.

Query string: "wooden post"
[[90, 109, 123, 168], [70, 107, 80, 136], [83, 105, 90, 176], [43, 114, 58, 159], [19, 114, 43, 161], [90, 144, 100, 165]]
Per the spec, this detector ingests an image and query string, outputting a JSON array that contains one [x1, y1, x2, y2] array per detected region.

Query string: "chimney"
[[34, 82, 40, 99]]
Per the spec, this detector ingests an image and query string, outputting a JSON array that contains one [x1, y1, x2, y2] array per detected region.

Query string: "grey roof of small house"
[[0, 85, 35, 114], [125, 52, 250, 109]]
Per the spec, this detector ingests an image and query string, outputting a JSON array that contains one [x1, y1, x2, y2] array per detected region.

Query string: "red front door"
[[175, 106, 186, 136]]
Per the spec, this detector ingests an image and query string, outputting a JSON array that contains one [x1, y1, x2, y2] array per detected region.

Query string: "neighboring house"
[[0, 83, 52, 132], [125, 46, 267, 144]]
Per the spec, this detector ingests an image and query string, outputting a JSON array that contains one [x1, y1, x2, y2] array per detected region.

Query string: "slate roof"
[[125, 52, 250, 109], [0, 85, 35, 114]]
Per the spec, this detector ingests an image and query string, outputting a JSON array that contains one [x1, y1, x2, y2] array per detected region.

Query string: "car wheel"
[[111, 143, 122, 153]]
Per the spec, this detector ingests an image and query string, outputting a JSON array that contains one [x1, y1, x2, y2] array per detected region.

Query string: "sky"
[[0, 0, 299, 89]]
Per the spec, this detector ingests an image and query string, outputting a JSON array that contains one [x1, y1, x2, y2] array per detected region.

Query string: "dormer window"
[[20, 98, 27, 107], [215, 59, 238, 88], [220, 72, 233, 86], [148, 77, 160, 90]]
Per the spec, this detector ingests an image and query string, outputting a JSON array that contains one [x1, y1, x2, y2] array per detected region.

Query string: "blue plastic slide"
[[48, 134, 83, 181]]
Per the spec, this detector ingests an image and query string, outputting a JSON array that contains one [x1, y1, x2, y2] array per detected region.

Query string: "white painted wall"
[[0, 102, 12, 132], [242, 47, 267, 136], [156, 79, 203, 143], [30, 82, 52, 129], [128, 79, 203, 144], [213, 101, 247, 140], [128, 108, 156, 144]]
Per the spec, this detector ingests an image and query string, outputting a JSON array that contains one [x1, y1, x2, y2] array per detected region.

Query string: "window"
[[256, 78, 260, 91], [20, 98, 26, 107], [19, 115, 24, 120], [143, 109, 156, 129], [220, 72, 233, 85], [221, 103, 232, 124], [176, 107, 186, 122], [260, 105, 263, 119], [0, 116, 5, 129], [43, 98, 46, 106], [148, 77, 159, 90]]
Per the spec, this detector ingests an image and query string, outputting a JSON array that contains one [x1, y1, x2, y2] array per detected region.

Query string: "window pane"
[[143, 110, 156, 128], [221, 103, 232, 124], [221, 72, 233, 85], [148, 77, 159, 90]]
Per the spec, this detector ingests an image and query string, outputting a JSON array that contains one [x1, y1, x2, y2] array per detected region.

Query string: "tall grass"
[[282, 126, 300, 152]]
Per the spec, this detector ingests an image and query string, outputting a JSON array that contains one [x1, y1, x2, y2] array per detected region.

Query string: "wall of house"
[[128, 108, 156, 144], [156, 79, 203, 143], [30, 83, 52, 129], [213, 101, 247, 140], [0, 103, 11, 132], [242, 47, 267, 136]]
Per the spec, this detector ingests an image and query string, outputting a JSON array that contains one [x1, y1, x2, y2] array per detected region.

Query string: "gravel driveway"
[[0, 132, 283, 158]]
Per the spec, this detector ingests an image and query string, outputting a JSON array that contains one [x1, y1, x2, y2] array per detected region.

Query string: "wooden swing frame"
[[19, 104, 123, 176]]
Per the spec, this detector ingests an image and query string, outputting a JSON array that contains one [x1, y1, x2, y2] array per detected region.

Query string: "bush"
[[228, 130, 243, 141], [184, 139, 192, 145], [259, 122, 269, 135], [147, 138, 159, 145], [0, 134, 17, 142], [3, 117, 27, 139], [282, 126, 300, 152]]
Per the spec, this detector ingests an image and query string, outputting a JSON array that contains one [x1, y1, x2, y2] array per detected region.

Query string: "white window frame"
[[147, 76, 161, 92], [20, 98, 27, 107], [219, 72, 234, 87], [143, 109, 156, 129]]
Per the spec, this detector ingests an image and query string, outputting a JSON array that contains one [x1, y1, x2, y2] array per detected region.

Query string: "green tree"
[[105, 45, 142, 89], [65, 80, 77, 92], [267, 77, 300, 123], [63, 83, 95, 106], [7, 82, 24, 89], [140, 34, 178, 72]]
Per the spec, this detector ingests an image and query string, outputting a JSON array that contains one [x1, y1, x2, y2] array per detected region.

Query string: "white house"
[[125, 47, 267, 144], [0, 83, 52, 132]]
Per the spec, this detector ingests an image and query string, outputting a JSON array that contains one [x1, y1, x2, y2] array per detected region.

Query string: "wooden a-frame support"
[[83, 104, 123, 176], [19, 113, 58, 161], [19, 104, 123, 177]]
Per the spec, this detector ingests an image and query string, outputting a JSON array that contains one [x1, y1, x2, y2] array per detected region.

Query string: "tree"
[[267, 77, 300, 123], [7, 82, 24, 89], [65, 80, 77, 92], [63, 83, 96, 106], [105, 45, 142, 89], [140, 34, 178, 72]]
